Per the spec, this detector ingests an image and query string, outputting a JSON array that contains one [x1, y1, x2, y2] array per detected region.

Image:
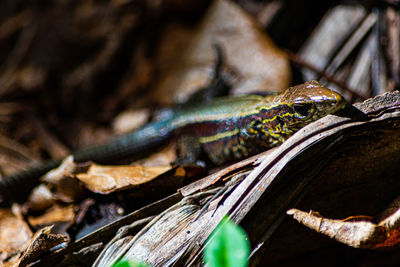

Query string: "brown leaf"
[[76, 163, 172, 194], [42, 156, 87, 203], [18, 226, 67, 266], [24, 184, 55, 212], [287, 207, 400, 250], [154, 0, 291, 104], [0, 207, 32, 265], [133, 143, 177, 167], [28, 204, 75, 230]]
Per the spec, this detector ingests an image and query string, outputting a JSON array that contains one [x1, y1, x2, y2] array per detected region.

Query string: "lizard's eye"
[[293, 103, 313, 119]]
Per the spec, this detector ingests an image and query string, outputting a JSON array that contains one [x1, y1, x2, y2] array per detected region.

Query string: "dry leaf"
[[42, 156, 81, 184], [42, 156, 87, 202], [287, 207, 400, 250], [25, 184, 54, 212], [76, 163, 172, 193], [18, 226, 67, 266], [133, 143, 177, 167], [154, 0, 291, 104], [0, 207, 32, 264], [28, 204, 75, 230]]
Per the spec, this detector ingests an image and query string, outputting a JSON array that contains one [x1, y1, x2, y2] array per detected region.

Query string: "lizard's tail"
[[0, 160, 61, 204], [0, 121, 173, 205], [73, 121, 171, 163]]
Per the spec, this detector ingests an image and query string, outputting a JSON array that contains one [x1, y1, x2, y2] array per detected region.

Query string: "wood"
[[32, 91, 400, 266]]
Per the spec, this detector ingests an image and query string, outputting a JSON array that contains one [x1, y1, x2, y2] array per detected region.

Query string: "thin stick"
[[385, 7, 400, 89], [285, 50, 369, 100]]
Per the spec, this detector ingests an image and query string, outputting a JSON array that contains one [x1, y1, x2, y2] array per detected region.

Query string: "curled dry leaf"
[[41, 156, 87, 203], [155, 0, 290, 104], [28, 204, 75, 231], [76, 163, 172, 194], [0, 208, 32, 265], [25, 184, 54, 212], [18, 226, 67, 266], [43, 156, 83, 185], [287, 207, 400, 250]]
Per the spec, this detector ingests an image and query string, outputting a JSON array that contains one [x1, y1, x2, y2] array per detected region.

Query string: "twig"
[[285, 50, 369, 100], [371, 8, 388, 95], [384, 7, 400, 89], [324, 12, 377, 76], [29, 115, 70, 159]]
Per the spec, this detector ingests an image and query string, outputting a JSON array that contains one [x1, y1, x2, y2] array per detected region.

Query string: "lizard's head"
[[275, 80, 346, 128]]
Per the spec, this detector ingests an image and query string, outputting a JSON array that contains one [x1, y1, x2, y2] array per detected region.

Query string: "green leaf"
[[112, 259, 151, 267], [204, 216, 250, 267]]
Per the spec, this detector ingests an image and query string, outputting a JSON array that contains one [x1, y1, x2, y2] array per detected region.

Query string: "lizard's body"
[[0, 81, 345, 203]]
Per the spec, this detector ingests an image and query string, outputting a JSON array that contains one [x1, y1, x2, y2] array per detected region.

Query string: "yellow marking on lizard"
[[199, 129, 240, 144]]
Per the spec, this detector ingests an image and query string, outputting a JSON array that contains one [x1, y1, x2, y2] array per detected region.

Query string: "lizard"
[[0, 80, 347, 203]]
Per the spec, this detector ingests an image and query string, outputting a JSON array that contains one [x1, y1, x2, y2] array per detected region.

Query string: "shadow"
[[333, 103, 368, 120]]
